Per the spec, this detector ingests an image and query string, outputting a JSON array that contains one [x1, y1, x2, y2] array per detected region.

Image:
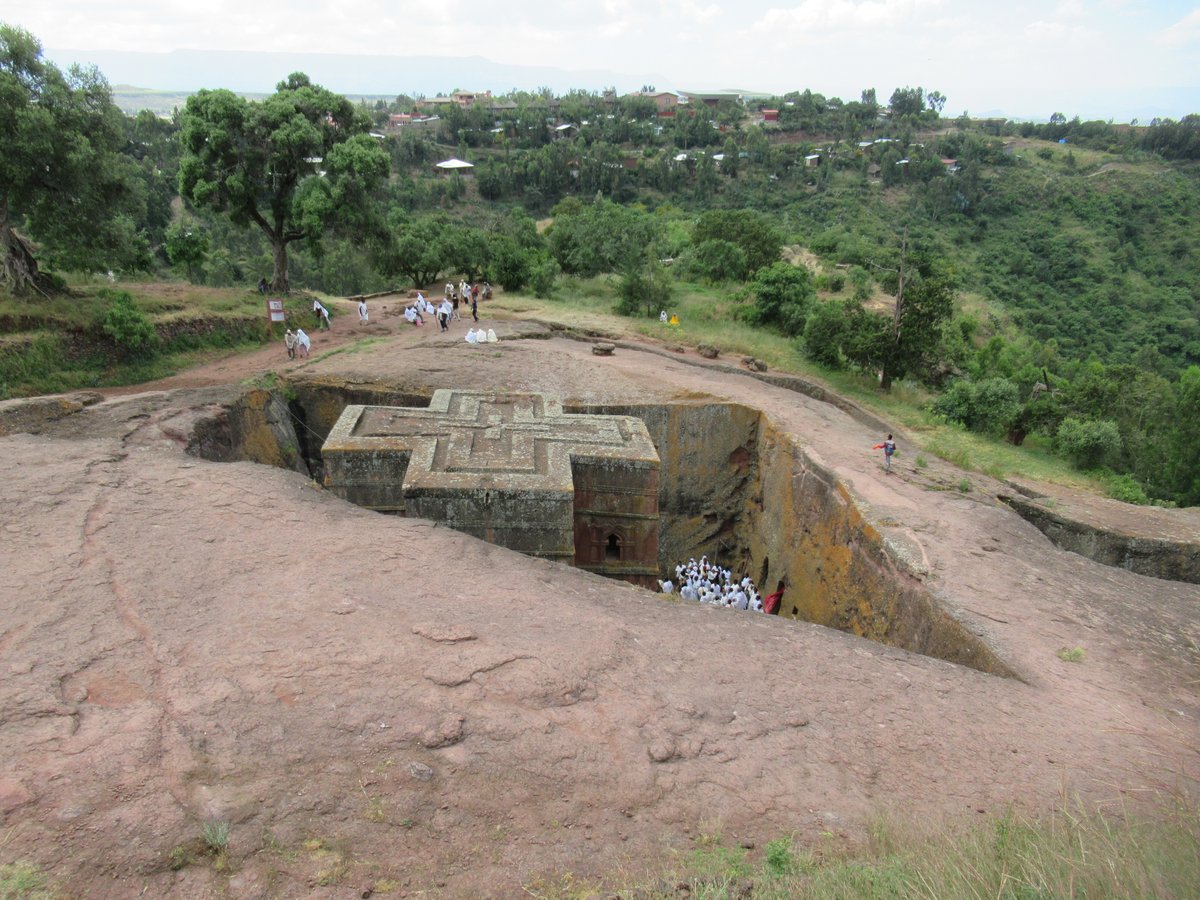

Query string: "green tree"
[[802, 300, 849, 368], [1055, 417, 1122, 469], [1, 25, 148, 294], [178, 73, 389, 293], [384, 215, 451, 287], [164, 222, 210, 282], [889, 86, 926, 122], [692, 209, 782, 275], [546, 198, 660, 276], [682, 239, 747, 283], [1169, 366, 1200, 504], [876, 240, 956, 389], [933, 377, 1022, 436], [616, 253, 673, 318], [749, 262, 816, 335]]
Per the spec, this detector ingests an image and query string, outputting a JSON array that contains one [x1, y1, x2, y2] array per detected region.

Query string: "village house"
[[625, 91, 679, 116]]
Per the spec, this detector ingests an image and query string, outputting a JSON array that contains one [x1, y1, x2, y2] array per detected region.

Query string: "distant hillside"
[[110, 85, 399, 117], [47, 47, 669, 103]]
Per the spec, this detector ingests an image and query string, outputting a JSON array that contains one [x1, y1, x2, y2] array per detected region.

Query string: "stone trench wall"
[[581, 402, 1014, 676], [186, 388, 308, 475], [742, 419, 1015, 676]]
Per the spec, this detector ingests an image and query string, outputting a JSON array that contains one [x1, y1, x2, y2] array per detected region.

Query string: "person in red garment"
[[763, 581, 785, 615]]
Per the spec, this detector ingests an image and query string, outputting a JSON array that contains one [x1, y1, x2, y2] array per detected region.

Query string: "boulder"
[[592, 342, 615, 357], [697, 344, 720, 360]]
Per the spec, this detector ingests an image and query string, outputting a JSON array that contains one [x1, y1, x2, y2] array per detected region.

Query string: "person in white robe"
[[295, 328, 311, 357]]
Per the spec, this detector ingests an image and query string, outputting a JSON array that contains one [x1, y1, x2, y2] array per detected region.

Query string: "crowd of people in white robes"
[[659, 556, 765, 613]]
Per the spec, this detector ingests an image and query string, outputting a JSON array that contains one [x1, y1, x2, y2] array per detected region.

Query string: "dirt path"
[[101, 293, 426, 395]]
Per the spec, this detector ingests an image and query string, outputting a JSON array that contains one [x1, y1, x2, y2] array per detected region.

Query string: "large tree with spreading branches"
[[0, 24, 147, 295], [178, 73, 389, 294]]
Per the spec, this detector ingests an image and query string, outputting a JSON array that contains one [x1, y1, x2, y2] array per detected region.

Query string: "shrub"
[[1055, 417, 1122, 469], [802, 300, 848, 368], [679, 239, 748, 283], [933, 377, 1021, 436], [615, 257, 673, 318], [529, 254, 560, 298], [764, 837, 795, 876], [749, 262, 816, 336], [487, 238, 533, 290], [99, 289, 159, 360], [1107, 473, 1150, 505]]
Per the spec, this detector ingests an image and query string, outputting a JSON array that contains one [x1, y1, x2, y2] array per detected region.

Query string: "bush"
[[615, 256, 672, 318], [1055, 417, 1122, 469], [1106, 473, 1150, 505], [933, 377, 1021, 436], [679, 239, 748, 283], [529, 254, 561, 298], [488, 238, 533, 291], [749, 262, 816, 336], [692, 209, 782, 274], [802, 300, 848, 368], [99, 289, 159, 360]]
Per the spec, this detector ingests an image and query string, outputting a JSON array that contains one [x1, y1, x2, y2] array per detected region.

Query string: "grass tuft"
[[1057, 646, 1086, 663]]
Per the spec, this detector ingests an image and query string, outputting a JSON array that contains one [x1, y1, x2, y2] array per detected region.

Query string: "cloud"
[[1157, 8, 1200, 46], [677, 0, 721, 24], [1024, 19, 1088, 42], [748, 0, 944, 35], [1054, 0, 1085, 18]]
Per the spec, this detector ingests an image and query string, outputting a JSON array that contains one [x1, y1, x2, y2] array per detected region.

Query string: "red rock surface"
[[1, 295, 1197, 897]]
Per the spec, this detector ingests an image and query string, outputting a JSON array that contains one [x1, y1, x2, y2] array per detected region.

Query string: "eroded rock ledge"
[[1001, 491, 1200, 585]]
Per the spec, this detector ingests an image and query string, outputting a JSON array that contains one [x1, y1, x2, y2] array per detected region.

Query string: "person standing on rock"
[[873, 433, 897, 473], [284, 328, 298, 360]]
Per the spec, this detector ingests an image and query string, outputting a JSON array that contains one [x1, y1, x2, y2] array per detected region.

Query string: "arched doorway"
[[605, 532, 623, 561]]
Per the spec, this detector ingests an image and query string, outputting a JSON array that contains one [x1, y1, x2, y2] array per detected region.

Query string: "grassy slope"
[[492, 278, 1106, 495], [0, 279, 313, 398]]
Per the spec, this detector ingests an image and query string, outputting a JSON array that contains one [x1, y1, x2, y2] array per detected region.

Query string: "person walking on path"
[[284, 328, 298, 360], [438, 298, 453, 332], [313, 299, 331, 330], [873, 433, 897, 473], [470, 290, 479, 323], [357, 297, 369, 324], [295, 328, 311, 358]]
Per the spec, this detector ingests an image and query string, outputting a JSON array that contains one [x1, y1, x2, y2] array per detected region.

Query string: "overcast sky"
[[15, 0, 1200, 120]]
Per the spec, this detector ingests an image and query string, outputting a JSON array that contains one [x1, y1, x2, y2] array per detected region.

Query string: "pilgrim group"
[[659, 556, 777, 614], [282, 280, 493, 359]]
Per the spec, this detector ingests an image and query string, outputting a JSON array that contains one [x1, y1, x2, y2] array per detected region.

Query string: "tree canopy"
[[177, 72, 389, 293], [0, 23, 148, 294]]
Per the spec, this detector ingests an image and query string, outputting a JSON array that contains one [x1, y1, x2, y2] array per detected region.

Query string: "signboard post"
[[266, 298, 286, 339]]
